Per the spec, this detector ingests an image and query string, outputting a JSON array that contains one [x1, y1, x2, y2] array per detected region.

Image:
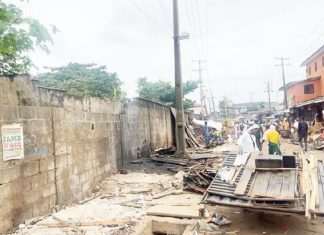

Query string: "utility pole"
[[210, 91, 216, 118], [275, 57, 289, 109], [203, 96, 208, 117], [223, 96, 228, 119], [265, 81, 273, 112], [173, 0, 185, 154], [207, 97, 212, 116], [193, 60, 207, 106], [248, 91, 253, 103]]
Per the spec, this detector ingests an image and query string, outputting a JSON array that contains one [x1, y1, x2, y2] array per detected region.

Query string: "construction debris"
[[151, 156, 189, 166], [207, 213, 232, 226], [202, 151, 307, 214], [152, 189, 183, 199], [184, 169, 217, 194], [146, 205, 202, 219]]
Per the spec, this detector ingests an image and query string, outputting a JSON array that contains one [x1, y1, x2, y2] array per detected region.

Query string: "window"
[[308, 66, 311, 75], [304, 84, 314, 94], [322, 56, 324, 67], [315, 62, 318, 71]]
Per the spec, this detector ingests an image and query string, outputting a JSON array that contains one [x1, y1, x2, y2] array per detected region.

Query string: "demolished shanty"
[[202, 151, 324, 217]]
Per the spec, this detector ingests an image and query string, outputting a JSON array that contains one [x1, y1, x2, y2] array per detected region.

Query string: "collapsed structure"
[[202, 151, 324, 217]]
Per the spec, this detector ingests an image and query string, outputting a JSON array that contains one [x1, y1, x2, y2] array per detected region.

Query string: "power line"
[[291, 16, 324, 58], [300, 31, 324, 56], [157, 0, 172, 32], [130, 0, 168, 32], [295, 16, 324, 48], [189, 0, 202, 58], [194, 0, 206, 59], [184, 0, 200, 59], [275, 57, 290, 109]]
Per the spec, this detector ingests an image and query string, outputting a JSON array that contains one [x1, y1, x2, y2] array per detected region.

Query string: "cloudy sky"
[[7, 0, 324, 105]]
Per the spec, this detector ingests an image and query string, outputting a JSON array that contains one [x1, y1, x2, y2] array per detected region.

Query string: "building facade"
[[282, 45, 324, 120]]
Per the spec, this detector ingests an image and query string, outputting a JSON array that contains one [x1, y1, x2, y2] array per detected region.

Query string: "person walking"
[[265, 125, 282, 155], [250, 123, 263, 151], [298, 117, 308, 152]]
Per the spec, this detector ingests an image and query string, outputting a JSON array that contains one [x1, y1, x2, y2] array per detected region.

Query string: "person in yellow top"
[[211, 129, 222, 145], [283, 118, 290, 130], [265, 125, 282, 155]]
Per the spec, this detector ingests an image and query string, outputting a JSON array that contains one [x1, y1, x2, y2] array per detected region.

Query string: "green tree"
[[136, 77, 198, 109], [37, 63, 125, 99], [0, 1, 55, 76]]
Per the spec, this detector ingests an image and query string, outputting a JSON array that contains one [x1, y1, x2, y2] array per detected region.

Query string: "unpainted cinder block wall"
[[120, 98, 173, 166], [0, 75, 174, 233]]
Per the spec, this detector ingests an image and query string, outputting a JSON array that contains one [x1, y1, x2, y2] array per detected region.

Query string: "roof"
[[301, 44, 324, 66], [191, 103, 204, 108], [279, 76, 321, 91], [294, 96, 324, 108]]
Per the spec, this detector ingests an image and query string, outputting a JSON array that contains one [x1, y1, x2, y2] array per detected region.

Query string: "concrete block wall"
[[0, 76, 174, 233], [120, 98, 173, 166]]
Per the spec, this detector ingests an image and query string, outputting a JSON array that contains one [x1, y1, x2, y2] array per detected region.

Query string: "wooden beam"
[[234, 153, 255, 195]]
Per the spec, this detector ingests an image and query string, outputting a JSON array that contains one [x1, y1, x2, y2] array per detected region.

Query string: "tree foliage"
[[37, 63, 125, 99], [137, 77, 198, 109], [0, 1, 55, 76]]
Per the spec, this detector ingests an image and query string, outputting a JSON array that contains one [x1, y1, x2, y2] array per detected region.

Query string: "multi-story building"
[[281, 45, 324, 120]]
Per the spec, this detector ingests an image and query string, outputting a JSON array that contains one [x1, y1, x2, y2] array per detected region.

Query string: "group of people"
[[237, 116, 309, 155], [280, 117, 309, 152]]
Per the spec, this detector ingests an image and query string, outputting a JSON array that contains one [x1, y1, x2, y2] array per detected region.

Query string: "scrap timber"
[[202, 152, 307, 214]]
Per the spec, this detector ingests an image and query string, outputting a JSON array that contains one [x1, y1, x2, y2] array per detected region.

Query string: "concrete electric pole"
[[210, 91, 216, 118], [173, 0, 186, 154], [265, 81, 273, 112], [275, 57, 290, 109], [193, 60, 207, 107], [248, 91, 253, 103]]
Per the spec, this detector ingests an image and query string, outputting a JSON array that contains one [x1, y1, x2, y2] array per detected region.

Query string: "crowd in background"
[[235, 116, 309, 155]]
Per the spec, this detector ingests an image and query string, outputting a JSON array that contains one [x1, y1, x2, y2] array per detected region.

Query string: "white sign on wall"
[[1, 123, 24, 161]]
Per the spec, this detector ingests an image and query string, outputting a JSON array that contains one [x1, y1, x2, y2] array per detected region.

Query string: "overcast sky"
[[6, 0, 324, 105]]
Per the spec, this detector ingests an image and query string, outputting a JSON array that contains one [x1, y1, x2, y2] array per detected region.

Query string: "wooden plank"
[[301, 152, 312, 218], [185, 126, 200, 147], [280, 171, 292, 198], [310, 154, 318, 214], [265, 173, 278, 198], [38, 218, 135, 227], [250, 172, 271, 198], [264, 172, 293, 199], [189, 154, 219, 160], [146, 205, 201, 219], [286, 171, 296, 199], [230, 166, 242, 185], [270, 173, 284, 198], [234, 153, 255, 195], [151, 157, 188, 166], [227, 167, 237, 183], [317, 161, 324, 213]]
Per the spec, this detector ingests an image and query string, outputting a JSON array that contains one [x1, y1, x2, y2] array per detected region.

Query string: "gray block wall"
[[0, 75, 174, 233]]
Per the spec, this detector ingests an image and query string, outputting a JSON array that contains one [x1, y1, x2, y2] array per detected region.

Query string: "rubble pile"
[[183, 169, 217, 194]]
